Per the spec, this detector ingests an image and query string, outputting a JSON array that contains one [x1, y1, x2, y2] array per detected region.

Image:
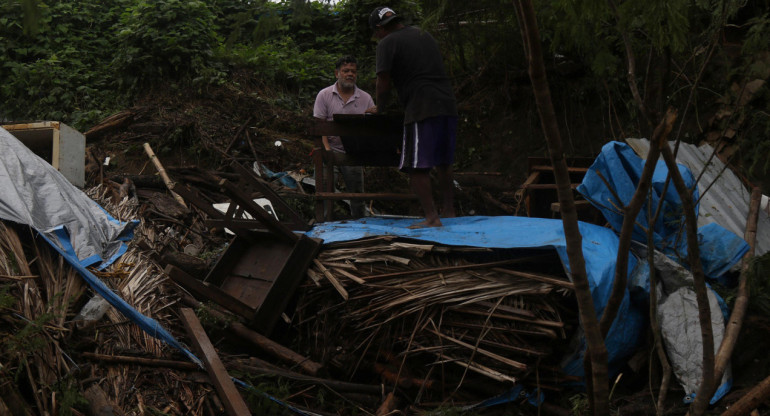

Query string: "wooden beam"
[[219, 178, 298, 243], [530, 165, 589, 173], [521, 183, 580, 190], [179, 308, 251, 416], [230, 161, 310, 231], [315, 192, 417, 200], [177, 291, 324, 376], [229, 322, 323, 376]]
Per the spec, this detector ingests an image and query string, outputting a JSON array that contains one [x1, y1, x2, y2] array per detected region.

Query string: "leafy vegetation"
[[3, 0, 765, 185]]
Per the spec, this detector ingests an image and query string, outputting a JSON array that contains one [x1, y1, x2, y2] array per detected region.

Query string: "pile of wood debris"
[[0, 156, 583, 415], [294, 238, 579, 409]]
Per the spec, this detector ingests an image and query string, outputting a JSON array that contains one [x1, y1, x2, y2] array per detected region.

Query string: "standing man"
[[313, 55, 375, 218], [368, 6, 458, 228]]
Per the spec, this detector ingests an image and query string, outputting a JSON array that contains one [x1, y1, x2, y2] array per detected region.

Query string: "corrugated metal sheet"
[[626, 138, 769, 256]]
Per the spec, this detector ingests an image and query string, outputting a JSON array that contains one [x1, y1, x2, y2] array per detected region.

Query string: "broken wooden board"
[[179, 308, 251, 416]]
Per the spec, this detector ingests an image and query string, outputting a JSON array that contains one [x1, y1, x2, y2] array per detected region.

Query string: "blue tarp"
[[577, 141, 749, 277], [306, 142, 750, 393], [307, 215, 645, 378], [577, 141, 749, 403]]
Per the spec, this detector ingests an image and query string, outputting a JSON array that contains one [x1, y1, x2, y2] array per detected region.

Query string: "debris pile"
[[295, 238, 579, 406]]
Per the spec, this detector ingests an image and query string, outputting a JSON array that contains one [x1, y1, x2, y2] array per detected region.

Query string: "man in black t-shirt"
[[368, 6, 458, 228]]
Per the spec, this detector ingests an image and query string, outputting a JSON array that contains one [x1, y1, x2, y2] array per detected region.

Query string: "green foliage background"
[[1, 0, 769, 185]]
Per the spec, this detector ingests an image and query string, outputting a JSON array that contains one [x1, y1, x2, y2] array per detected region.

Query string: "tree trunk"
[[598, 109, 677, 338], [658, 144, 714, 416], [513, 1, 609, 414]]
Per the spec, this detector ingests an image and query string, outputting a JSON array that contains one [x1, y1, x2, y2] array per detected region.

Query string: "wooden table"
[[309, 114, 417, 222]]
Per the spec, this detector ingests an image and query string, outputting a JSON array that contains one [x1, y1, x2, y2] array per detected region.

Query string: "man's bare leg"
[[437, 165, 455, 218], [409, 169, 441, 228]]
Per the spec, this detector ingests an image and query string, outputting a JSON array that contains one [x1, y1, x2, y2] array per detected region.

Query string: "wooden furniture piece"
[[3, 121, 85, 187], [309, 114, 417, 222], [167, 163, 321, 335], [520, 156, 601, 223]]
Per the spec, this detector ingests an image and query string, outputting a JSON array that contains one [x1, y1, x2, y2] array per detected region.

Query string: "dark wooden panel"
[[251, 235, 322, 334]]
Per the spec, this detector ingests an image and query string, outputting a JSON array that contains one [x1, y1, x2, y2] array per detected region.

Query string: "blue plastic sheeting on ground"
[[577, 141, 749, 278], [307, 215, 643, 379], [39, 232, 201, 365]]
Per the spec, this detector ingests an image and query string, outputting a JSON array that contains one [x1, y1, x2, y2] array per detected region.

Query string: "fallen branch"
[[712, 187, 762, 387], [82, 352, 199, 371], [143, 142, 187, 209], [721, 375, 770, 416]]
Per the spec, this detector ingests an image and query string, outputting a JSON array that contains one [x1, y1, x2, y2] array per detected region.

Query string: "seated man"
[[313, 55, 376, 218]]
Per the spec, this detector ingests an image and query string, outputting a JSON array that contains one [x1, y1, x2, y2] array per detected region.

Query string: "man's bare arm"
[[375, 71, 393, 113]]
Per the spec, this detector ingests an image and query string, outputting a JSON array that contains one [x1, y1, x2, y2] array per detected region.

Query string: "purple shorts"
[[399, 116, 458, 171]]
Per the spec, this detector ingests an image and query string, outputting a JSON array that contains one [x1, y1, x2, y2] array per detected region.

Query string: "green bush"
[[0, 1, 125, 129], [113, 0, 223, 89]]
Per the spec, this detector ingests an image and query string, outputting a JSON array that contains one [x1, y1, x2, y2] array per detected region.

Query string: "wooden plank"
[[316, 192, 418, 200], [520, 183, 579, 190], [229, 322, 323, 376], [530, 165, 589, 173], [170, 182, 223, 218], [179, 308, 251, 416], [550, 200, 592, 212], [165, 265, 256, 321], [313, 259, 348, 300], [520, 171, 541, 188]]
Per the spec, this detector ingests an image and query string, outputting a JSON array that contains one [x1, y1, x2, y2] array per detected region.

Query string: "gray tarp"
[[0, 127, 136, 267], [650, 248, 732, 403]]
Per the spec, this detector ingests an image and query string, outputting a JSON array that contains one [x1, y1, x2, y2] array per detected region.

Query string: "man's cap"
[[369, 6, 399, 30]]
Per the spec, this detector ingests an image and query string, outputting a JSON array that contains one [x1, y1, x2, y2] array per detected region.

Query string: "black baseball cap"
[[369, 6, 399, 30]]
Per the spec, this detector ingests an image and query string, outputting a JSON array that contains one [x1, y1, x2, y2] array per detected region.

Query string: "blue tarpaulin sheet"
[[306, 142, 750, 391], [577, 141, 749, 277], [307, 215, 644, 378], [577, 141, 749, 403]]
